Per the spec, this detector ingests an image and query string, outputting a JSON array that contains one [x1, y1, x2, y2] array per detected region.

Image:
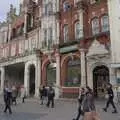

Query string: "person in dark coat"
[[47, 86, 55, 108], [40, 86, 47, 105], [12, 86, 17, 105], [73, 87, 85, 120], [4, 87, 12, 114], [103, 83, 117, 113]]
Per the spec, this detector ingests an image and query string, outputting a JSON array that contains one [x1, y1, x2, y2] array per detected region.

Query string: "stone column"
[[24, 63, 30, 96], [110, 68, 117, 86], [55, 53, 61, 99], [80, 49, 86, 87], [0, 67, 5, 93], [8, 24, 12, 42], [35, 57, 41, 97], [78, 10, 84, 37], [24, 7, 28, 34], [109, 67, 117, 102]]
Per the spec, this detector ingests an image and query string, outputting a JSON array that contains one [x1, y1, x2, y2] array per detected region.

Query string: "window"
[[101, 15, 109, 32], [75, 22, 83, 39], [48, 27, 53, 48], [63, 25, 69, 42], [47, 2, 53, 15], [90, 0, 96, 4], [63, 2, 71, 12], [90, 0, 99, 4], [65, 58, 81, 87], [91, 18, 99, 35], [44, 2, 53, 15], [43, 29, 47, 47]]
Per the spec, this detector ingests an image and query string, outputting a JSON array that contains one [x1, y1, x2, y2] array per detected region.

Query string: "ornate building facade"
[[0, 0, 118, 98]]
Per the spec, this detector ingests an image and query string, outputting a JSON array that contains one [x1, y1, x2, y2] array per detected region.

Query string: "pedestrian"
[[40, 86, 47, 105], [47, 86, 55, 108], [73, 87, 85, 120], [4, 85, 12, 114], [103, 83, 117, 113], [83, 86, 100, 120], [21, 86, 26, 103], [12, 85, 17, 105]]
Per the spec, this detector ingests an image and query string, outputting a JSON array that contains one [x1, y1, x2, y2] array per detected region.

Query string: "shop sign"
[[60, 45, 78, 53]]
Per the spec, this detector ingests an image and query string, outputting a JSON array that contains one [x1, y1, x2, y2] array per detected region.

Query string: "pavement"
[[0, 97, 120, 120]]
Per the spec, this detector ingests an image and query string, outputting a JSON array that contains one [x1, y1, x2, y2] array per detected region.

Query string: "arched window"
[[65, 58, 81, 87], [91, 18, 99, 35], [75, 22, 83, 40], [101, 15, 109, 32], [63, 24, 69, 42]]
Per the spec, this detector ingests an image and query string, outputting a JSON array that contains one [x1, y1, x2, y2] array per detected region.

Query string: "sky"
[[0, 0, 20, 22]]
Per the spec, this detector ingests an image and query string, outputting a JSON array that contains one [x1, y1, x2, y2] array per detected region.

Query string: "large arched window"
[[47, 63, 56, 86], [75, 22, 83, 40], [63, 24, 69, 43], [65, 58, 81, 87], [91, 18, 99, 35], [101, 15, 109, 32]]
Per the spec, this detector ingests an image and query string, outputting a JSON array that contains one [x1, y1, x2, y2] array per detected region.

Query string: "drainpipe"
[[85, 51, 88, 86]]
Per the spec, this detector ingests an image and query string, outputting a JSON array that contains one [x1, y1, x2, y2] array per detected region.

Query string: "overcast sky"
[[0, 0, 20, 22]]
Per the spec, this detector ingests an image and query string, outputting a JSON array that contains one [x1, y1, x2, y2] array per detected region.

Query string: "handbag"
[[84, 111, 101, 120]]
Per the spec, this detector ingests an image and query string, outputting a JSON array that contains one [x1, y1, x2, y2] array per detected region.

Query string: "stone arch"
[[61, 53, 80, 67], [24, 61, 37, 96], [61, 53, 81, 86], [87, 62, 110, 93], [42, 57, 56, 85]]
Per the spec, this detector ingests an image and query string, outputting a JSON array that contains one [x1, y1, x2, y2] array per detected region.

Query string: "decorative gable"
[[87, 39, 109, 57]]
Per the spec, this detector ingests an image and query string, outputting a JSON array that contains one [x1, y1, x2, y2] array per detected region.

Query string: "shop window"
[[65, 58, 81, 87], [91, 18, 99, 35], [63, 24, 69, 43], [75, 22, 83, 40], [101, 15, 109, 32]]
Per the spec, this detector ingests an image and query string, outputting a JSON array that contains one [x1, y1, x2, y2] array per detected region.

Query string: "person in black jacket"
[[47, 86, 55, 108], [40, 86, 47, 105], [4, 87, 12, 114], [103, 83, 117, 113], [73, 87, 85, 120]]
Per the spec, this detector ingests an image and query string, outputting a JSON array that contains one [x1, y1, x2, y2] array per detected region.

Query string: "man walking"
[[47, 86, 55, 108], [4, 86, 12, 114], [73, 87, 85, 120], [103, 83, 117, 113]]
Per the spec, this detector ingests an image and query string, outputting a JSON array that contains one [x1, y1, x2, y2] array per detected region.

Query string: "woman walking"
[[82, 86, 100, 120]]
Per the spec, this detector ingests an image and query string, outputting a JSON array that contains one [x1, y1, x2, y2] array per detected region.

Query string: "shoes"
[[112, 110, 117, 114], [103, 108, 107, 112], [72, 119, 76, 120]]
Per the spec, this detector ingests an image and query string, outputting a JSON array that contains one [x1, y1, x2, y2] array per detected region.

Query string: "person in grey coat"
[[82, 86, 96, 113]]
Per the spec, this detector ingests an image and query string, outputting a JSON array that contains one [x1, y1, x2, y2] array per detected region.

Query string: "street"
[[0, 98, 120, 120]]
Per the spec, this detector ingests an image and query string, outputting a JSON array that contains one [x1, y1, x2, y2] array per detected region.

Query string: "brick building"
[[0, 0, 118, 98]]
